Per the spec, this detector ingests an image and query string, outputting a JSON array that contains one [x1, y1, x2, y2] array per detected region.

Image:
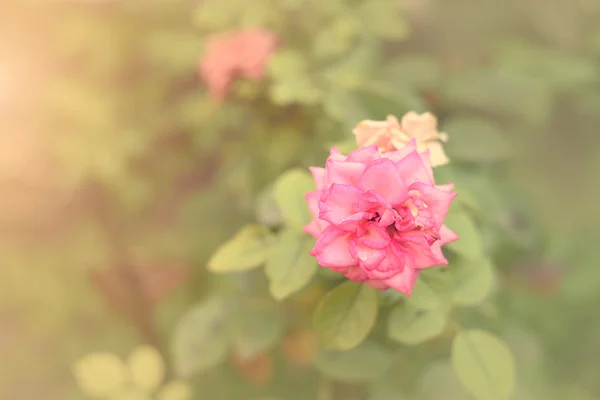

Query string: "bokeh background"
[[1, 0, 600, 399]]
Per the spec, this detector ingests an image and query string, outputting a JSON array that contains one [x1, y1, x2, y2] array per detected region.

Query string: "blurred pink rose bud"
[[198, 28, 278, 100], [353, 112, 450, 167], [304, 140, 458, 295]]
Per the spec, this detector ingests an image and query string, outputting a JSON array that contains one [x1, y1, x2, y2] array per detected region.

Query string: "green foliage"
[[387, 304, 447, 345], [314, 341, 393, 382], [452, 330, 516, 400], [207, 225, 272, 273], [313, 281, 379, 350], [272, 169, 315, 228], [171, 296, 231, 376], [265, 229, 318, 300]]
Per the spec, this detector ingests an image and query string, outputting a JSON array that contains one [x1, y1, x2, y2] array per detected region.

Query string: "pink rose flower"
[[198, 28, 278, 100], [353, 112, 450, 167], [303, 140, 458, 295]]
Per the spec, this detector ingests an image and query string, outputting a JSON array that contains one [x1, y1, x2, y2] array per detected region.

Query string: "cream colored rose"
[[353, 111, 450, 167]]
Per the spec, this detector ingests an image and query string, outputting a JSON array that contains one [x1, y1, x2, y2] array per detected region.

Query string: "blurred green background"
[[1, 0, 599, 399]]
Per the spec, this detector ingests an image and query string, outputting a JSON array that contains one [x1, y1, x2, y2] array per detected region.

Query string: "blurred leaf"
[[313, 16, 361, 59], [494, 39, 597, 90], [387, 304, 447, 345], [451, 329, 516, 400], [127, 345, 165, 392], [268, 50, 323, 105], [384, 55, 442, 90], [273, 169, 315, 228], [313, 281, 379, 350], [360, 1, 410, 40], [443, 116, 511, 163], [171, 296, 230, 377], [72, 353, 127, 398], [315, 341, 393, 382], [256, 184, 284, 227], [156, 381, 192, 400], [408, 268, 453, 312], [450, 257, 495, 306], [323, 90, 370, 126], [416, 361, 471, 400], [444, 207, 484, 259], [207, 225, 271, 273], [231, 301, 284, 360], [265, 229, 318, 300], [442, 68, 552, 126]]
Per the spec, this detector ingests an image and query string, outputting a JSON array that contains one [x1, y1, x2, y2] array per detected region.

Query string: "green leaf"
[[207, 225, 271, 273], [360, 1, 410, 40], [231, 301, 284, 360], [408, 268, 453, 312], [387, 304, 447, 345], [256, 184, 284, 227], [315, 341, 393, 382], [265, 229, 318, 300], [443, 116, 511, 163], [444, 208, 484, 259], [72, 352, 126, 398], [171, 296, 231, 377], [450, 257, 495, 306], [313, 281, 378, 350], [451, 329, 516, 400], [127, 345, 165, 392], [417, 361, 471, 400], [273, 169, 315, 228]]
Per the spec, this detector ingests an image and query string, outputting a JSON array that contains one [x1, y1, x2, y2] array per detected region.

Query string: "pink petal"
[[350, 240, 386, 270], [364, 279, 390, 290], [329, 147, 347, 161], [410, 182, 457, 229], [325, 159, 365, 187], [381, 138, 419, 162], [319, 184, 365, 225], [344, 266, 370, 281], [436, 183, 455, 192], [309, 167, 326, 190], [439, 224, 459, 245], [304, 219, 325, 238], [355, 222, 390, 249], [385, 268, 420, 295], [346, 145, 382, 163], [394, 150, 434, 187], [358, 159, 408, 204], [306, 190, 323, 219], [362, 243, 405, 280], [312, 226, 357, 268]]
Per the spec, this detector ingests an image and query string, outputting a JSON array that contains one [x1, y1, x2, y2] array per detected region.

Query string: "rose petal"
[[358, 159, 408, 204], [309, 167, 326, 190], [312, 226, 357, 268], [319, 184, 365, 225], [394, 150, 434, 187], [385, 268, 420, 295]]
